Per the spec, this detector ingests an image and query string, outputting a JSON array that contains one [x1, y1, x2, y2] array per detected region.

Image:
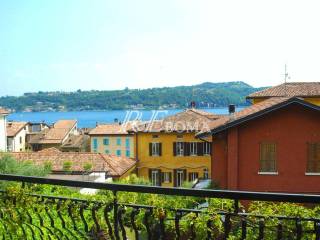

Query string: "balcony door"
[[174, 169, 186, 187], [150, 169, 161, 186]]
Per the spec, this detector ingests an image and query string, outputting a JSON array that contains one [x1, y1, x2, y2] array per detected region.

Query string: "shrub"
[[62, 161, 72, 172]]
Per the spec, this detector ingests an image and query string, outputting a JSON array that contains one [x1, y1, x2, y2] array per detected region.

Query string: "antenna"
[[283, 64, 290, 97]]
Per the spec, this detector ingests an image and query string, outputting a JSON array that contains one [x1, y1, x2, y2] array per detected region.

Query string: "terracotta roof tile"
[[53, 120, 77, 129], [0, 108, 9, 115], [5, 148, 136, 177], [132, 108, 221, 133], [198, 97, 319, 136], [89, 123, 129, 135], [247, 82, 320, 98], [6, 121, 28, 137], [29, 120, 77, 144]]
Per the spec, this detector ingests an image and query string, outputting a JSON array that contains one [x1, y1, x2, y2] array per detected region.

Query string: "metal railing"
[[0, 173, 320, 239]]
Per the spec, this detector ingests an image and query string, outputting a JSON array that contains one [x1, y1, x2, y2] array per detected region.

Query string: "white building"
[[0, 108, 9, 152], [7, 121, 29, 152]]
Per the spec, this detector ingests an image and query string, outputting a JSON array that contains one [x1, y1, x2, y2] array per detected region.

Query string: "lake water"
[[8, 107, 243, 128]]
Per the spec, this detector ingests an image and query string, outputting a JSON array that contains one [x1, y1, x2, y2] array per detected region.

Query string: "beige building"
[[89, 123, 135, 158], [28, 120, 78, 151], [7, 121, 29, 152], [0, 108, 9, 151]]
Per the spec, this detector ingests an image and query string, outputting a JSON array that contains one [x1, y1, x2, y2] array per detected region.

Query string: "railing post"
[[113, 190, 120, 240], [234, 199, 239, 213]]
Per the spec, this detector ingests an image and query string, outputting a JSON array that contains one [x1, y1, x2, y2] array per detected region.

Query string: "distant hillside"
[[0, 81, 266, 112]]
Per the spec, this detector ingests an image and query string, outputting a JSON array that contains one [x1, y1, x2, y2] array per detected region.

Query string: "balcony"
[[0, 174, 320, 239]]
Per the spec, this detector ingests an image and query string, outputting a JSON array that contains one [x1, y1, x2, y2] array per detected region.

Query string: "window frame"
[[176, 142, 184, 156], [306, 142, 320, 174], [151, 142, 160, 156], [258, 142, 277, 174], [190, 142, 198, 156], [103, 138, 109, 145]]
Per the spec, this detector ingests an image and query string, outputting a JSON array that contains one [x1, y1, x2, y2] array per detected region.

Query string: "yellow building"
[[247, 82, 320, 106], [131, 109, 220, 187], [89, 123, 135, 158]]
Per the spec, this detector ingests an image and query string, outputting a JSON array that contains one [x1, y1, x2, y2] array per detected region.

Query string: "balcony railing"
[[0, 173, 320, 239]]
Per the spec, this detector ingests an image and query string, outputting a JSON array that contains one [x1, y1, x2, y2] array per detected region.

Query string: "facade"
[[6, 121, 29, 152], [28, 120, 78, 151], [89, 123, 135, 158], [247, 82, 320, 106], [197, 97, 320, 193], [0, 108, 9, 152], [133, 109, 220, 187]]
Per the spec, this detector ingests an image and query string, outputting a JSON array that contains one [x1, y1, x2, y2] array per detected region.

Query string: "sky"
[[1, 0, 320, 96]]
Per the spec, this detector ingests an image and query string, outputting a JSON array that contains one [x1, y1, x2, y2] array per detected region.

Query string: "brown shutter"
[[184, 142, 190, 156], [173, 142, 176, 156], [159, 143, 162, 156], [173, 169, 177, 187], [188, 172, 192, 181], [169, 172, 172, 183], [183, 169, 187, 181], [198, 142, 204, 156], [149, 143, 152, 156], [158, 169, 162, 186], [148, 169, 152, 181], [161, 172, 165, 183]]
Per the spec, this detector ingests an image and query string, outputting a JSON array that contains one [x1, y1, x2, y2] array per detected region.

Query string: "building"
[[0, 108, 9, 151], [6, 147, 136, 180], [60, 134, 90, 152], [197, 97, 320, 193], [6, 121, 29, 152], [247, 82, 320, 105], [131, 108, 220, 187], [89, 123, 135, 158], [28, 120, 78, 151]]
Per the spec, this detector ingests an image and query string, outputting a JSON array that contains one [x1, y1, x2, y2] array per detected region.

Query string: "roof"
[[131, 108, 221, 133], [61, 134, 89, 149], [29, 120, 77, 144], [53, 120, 77, 129], [6, 121, 28, 137], [247, 82, 320, 99], [6, 148, 136, 177], [197, 97, 320, 137], [89, 123, 130, 135], [0, 108, 9, 115]]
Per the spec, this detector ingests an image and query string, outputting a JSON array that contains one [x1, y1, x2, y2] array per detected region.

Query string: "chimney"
[[228, 104, 236, 114]]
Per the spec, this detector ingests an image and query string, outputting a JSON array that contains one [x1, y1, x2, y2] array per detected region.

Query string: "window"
[[19, 137, 22, 144], [93, 139, 98, 149], [190, 142, 198, 156], [307, 143, 320, 173], [126, 150, 130, 157], [203, 168, 209, 179], [188, 172, 199, 182], [103, 138, 109, 145], [105, 149, 110, 154], [259, 142, 277, 172], [125, 138, 130, 148], [204, 142, 211, 155], [150, 170, 160, 186], [177, 135, 183, 139], [152, 135, 159, 139], [161, 172, 172, 183], [116, 150, 121, 156], [150, 142, 161, 156], [116, 138, 121, 146], [176, 142, 184, 156]]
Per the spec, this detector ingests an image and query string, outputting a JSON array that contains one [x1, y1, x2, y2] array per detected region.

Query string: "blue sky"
[[1, 0, 320, 96]]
